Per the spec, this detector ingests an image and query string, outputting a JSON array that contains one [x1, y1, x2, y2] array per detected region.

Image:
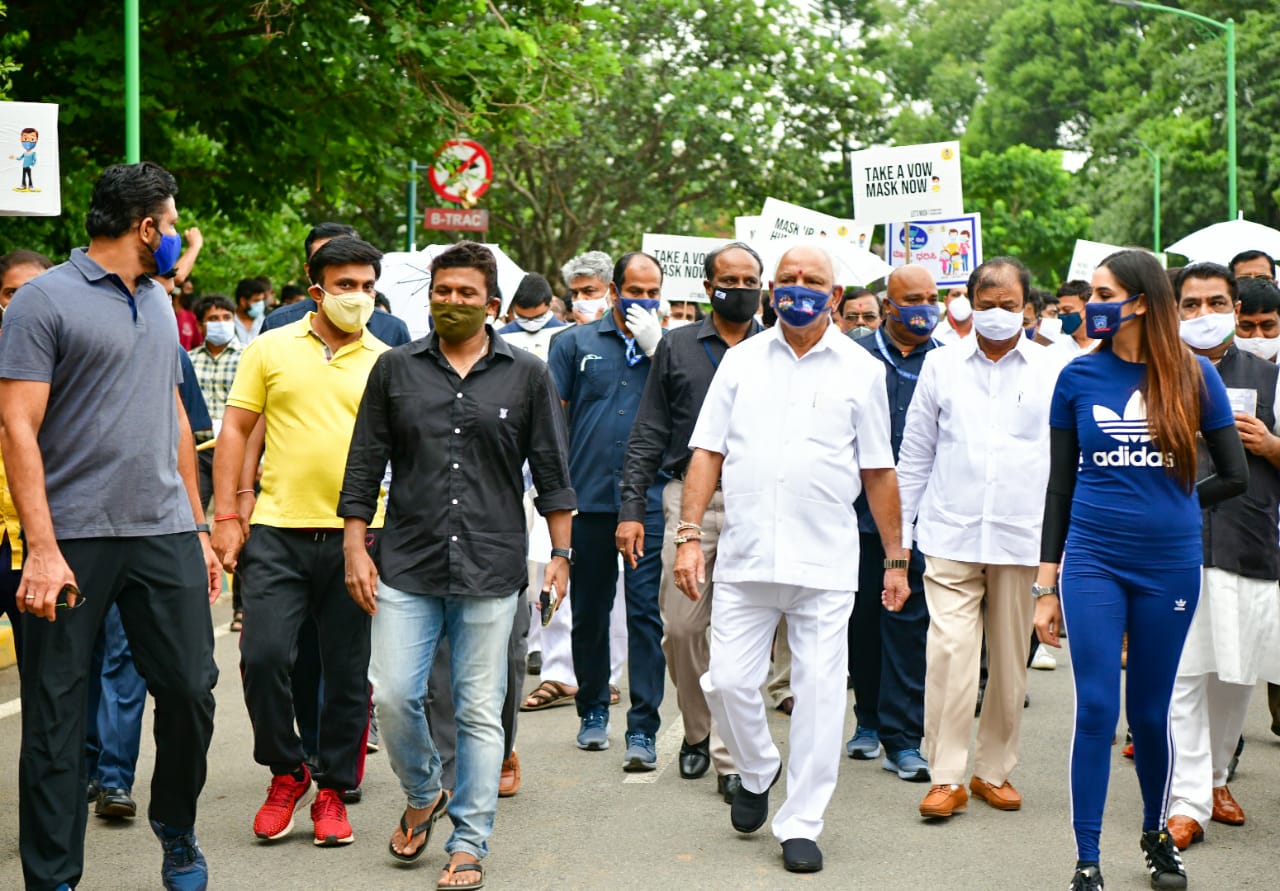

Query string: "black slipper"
[[437, 860, 484, 889], [730, 764, 782, 834], [781, 838, 823, 873], [388, 790, 450, 862]]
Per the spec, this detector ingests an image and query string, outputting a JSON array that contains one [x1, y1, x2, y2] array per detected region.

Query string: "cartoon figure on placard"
[[10, 128, 39, 193], [931, 175, 941, 193], [858, 232, 868, 250], [945, 228, 960, 263], [959, 229, 972, 272], [939, 249, 952, 277]]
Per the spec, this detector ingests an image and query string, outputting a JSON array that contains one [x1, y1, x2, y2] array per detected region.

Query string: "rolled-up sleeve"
[[338, 353, 393, 522], [526, 365, 576, 515]]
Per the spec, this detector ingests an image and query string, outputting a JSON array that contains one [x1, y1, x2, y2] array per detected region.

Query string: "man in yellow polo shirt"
[[211, 235, 388, 849]]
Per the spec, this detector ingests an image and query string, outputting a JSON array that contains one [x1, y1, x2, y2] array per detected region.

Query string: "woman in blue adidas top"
[[1033, 251, 1247, 891]]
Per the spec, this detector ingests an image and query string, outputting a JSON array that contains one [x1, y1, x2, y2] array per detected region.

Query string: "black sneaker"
[[1141, 830, 1187, 889], [1070, 864, 1104, 890], [96, 787, 137, 819]]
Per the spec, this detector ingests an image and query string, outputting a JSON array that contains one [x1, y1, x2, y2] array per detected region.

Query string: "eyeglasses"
[[57, 583, 84, 610], [843, 312, 880, 322], [1237, 273, 1276, 283]]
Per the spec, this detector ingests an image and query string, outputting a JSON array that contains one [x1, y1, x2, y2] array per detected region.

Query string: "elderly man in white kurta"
[[673, 245, 910, 876]]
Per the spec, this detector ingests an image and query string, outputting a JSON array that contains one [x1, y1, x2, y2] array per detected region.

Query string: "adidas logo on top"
[[1174, 599, 1188, 612], [1091, 392, 1174, 467]]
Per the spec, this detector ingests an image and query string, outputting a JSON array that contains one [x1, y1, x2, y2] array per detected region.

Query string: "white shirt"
[[690, 323, 894, 590], [897, 336, 1064, 566], [1051, 334, 1098, 358], [234, 314, 264, 345], [934, 322, 974, 346], [499, 325, 565, 364]]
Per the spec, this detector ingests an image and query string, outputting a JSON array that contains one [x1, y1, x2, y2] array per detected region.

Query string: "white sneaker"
[[1030, 646, 1057, 671]]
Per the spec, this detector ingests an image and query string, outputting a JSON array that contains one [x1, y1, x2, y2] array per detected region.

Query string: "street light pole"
[[124, 0, 140, 163], [406, 160, 419, 253], [1133, 139, 1162, 253], [1110, 0, 1237, 220]]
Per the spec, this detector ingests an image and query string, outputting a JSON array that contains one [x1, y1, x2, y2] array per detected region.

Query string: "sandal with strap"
[[388, 790, 450, 862], [610, 684, 621, 706], [437, 860, 484, 890], [520, 680, 576, 712]]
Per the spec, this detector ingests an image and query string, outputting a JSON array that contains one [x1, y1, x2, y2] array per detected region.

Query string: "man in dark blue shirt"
[[845, 264, 941, 784], [547, 250, 667, 770]]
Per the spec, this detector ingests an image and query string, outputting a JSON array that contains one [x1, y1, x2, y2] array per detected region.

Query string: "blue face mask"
[[1059, 311, 1082, 336], [886, 297, 940, 335], [21, 141, 36, 151], [772, 285, 831, 328], [618, 297, 660, 316], [152, 230, 183, 276], [1086, 293, 1141, 340]]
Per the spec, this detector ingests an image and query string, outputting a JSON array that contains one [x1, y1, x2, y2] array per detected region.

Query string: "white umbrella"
[[757, 236, 893, 288], [376, 243, 527, 339], [1166, 219, 1280, 266]]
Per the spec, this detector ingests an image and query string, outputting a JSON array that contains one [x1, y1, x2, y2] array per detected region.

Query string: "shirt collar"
[[597, 308, 623, 337], [69, 247, 156, 298], [700, 313, 762, 344], [959, 332, 1036, 363], [767, 321, 842, 359], [194, 337, 243, 355], [412, 324, 513, 362], [295, 312, 380, 352]]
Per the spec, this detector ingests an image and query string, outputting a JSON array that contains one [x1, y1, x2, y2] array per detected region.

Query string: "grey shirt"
[[0, 248, 194, 539]]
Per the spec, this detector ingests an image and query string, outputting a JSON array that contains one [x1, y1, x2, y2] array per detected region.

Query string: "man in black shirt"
[[617, 241, 764, 802], [339, 242, 574, 888]]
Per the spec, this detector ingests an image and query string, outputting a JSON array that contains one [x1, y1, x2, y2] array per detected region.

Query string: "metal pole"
[[406, 160, 417, 252], [1152, 152, 1161, 253], [124, 0, 140, 163], [1225, 18, 1237, 219]]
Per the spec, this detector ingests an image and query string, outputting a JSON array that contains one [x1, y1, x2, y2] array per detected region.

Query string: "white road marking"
[[0, 620, 233, 721]]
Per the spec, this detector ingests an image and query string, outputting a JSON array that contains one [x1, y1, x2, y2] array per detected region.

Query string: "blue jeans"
[[570, 511, 665, 735], [370, 581, 517, 860], [84, 604, 146, 791]]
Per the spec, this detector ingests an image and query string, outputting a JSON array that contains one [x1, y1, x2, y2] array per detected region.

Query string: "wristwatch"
[[1031, 583, 1059, 599], [883, 558, 908, 570], [195, 523, 211, 535], [550, 547, 575, 565]]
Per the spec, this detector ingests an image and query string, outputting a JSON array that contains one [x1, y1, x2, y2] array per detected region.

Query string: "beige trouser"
[[660, 478, 735, 774], [922, 556, 1035, 787]]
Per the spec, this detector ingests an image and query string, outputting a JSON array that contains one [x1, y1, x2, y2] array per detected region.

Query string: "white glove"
[[625, 304, 663, 357]]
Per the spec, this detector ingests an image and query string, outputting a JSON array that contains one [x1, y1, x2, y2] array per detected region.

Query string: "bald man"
[[845, 265, 941, 783], [673, 245, 910, 874]]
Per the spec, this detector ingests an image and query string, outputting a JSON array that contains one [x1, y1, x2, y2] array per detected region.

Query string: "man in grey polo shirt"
[[0, 162, 221, 891]]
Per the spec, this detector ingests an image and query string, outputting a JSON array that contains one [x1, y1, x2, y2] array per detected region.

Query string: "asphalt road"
[[0, 596, 1276, 890]]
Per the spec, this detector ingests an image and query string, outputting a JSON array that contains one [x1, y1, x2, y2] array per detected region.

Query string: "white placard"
[[757, 197, 872, 249], [0, 101, 61, 217], [886, 213, 982, 287], [1226, 388, 1257, 417], [1067, 239, 1167, 283], [734, 215, 761, 244], [849, 140, 963, 225], [641, 233, 727, 303]]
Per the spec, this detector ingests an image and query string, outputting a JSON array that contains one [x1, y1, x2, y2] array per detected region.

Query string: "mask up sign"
[[0, 101, 60, 217]]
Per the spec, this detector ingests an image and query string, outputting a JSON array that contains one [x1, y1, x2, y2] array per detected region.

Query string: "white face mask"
[[1179, 312, 1236, 351], [1037, 317, 1063, 340], [1234, 333, 1280, 361], [515, 310, 553, 333], [572, 297, 607, 322], [972, 307, 1025, 341], [666, 318, 693, 330], [948, 295, 973, 322]]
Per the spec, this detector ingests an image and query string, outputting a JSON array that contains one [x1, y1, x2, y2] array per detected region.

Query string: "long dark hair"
[[1098, 250, 1202, 491]]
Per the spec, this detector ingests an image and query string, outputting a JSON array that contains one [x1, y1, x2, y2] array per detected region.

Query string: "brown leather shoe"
[[1212, 785, 1245, 825], [499, 751, 521, 798], [919, 784, 967, 818], [1167, 814, 1204, 849], [968, 776, 1022, 811]]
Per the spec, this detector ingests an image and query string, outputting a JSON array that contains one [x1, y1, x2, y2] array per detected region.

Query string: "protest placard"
[[886, 214, 981, 287], [734, 215, 761, 244], [0, 101, 60, 217], [641, 233, 727, 303], [757, 197, 872, 248], [849, 141, 962, 225]]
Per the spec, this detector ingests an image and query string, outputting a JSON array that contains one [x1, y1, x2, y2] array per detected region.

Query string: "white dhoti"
[[1169, 568, 1280, 824], [701, 581, 854, 842]]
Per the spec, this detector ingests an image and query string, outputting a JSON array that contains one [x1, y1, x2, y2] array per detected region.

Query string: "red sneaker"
[[253, 766, 312, 840], [311, 788, 354, 846]]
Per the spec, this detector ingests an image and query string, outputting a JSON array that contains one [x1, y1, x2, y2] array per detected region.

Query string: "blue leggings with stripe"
[[1061, 560, 1199, 863]]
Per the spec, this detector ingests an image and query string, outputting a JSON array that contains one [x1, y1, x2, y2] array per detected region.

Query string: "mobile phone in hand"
[[540, 584, 559, 627]]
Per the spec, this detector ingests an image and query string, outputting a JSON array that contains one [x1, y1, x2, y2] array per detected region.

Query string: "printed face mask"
[[1086, 294, 1141, 340], [887, 297, 940, 335], [1235, 334, 1280, 361], [771, 285, 831, 328], [711, 286, 760, 323], [618, 297, 660, 316], [1178, 312, 1236, 350], [971, 307, 1025, 341]]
